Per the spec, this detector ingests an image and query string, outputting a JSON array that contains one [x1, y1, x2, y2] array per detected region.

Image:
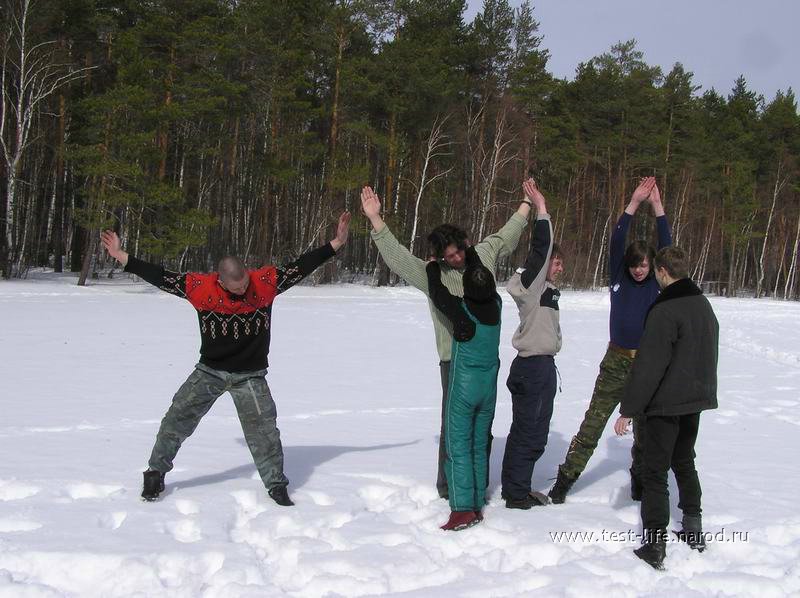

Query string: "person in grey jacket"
[[500, 180, 564, 509], [614, 246, 719, 570]]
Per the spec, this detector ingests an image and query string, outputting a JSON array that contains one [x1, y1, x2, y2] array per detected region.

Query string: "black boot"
[[141, 470, 165, 502], [547, 467, 577, 505], [674, 514, 706, 552], [268, 485, 295, 507], [630, 469, 642, 502], [634, 528, 667, 570], [505, 491, 550, 510]]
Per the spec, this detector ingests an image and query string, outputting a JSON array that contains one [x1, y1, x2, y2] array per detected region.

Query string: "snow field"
[[1, 276, 799, 597]]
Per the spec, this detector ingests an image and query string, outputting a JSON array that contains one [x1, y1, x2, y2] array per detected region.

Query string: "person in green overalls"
[[426, 247, 502, 531]]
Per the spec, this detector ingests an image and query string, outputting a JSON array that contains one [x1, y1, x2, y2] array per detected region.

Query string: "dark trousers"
[[501, 355, 557, 500], [641, 413, 702, 531], [437, 360, 492, 498]]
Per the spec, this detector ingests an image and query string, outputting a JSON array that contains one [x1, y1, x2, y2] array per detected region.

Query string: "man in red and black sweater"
[[101, 212, 350, 506]]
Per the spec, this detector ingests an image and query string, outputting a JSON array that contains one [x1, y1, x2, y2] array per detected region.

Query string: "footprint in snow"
[[164, 518, 202, 543], [65, 483, 125, 500], [0, 517, 42, 532], [0, 479, 40, 501], [303, 490, 335, 506], [175, 499, 200, 515], [96, 511, 127, 530]]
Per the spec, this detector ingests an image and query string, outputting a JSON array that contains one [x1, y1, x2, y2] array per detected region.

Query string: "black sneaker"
[[141, 470, 165, 502], [268, 485, 295, 507]]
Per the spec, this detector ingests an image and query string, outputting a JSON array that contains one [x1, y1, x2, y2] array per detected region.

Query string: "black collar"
[[648, 278, 703, 317]]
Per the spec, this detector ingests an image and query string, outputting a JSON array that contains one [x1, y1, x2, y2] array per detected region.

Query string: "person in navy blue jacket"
[[548, 177, 671, 504]]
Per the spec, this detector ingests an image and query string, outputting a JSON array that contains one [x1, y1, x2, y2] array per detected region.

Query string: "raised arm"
[[519, 182, 553, 289], [275, 212, 350, 294], [610, 177, 656, 279], [101, 230, 188, 297], [474, 178, 533, 263], [425, 260, 475, 342], [361, 186, 428, 292], [648, 182, 672, 249]]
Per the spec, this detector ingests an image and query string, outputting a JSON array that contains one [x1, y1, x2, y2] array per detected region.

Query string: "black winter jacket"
[[620, 278, 719, 417]]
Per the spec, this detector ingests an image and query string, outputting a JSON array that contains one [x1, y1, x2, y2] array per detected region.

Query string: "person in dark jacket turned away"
[[426, 247, 502, 531], [614, 246, 719, 570], [100, 212, 351, 506], [501, 180, 564, 509]]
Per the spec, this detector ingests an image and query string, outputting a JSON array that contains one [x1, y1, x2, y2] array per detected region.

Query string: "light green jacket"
[[371, 212, 528, 361]]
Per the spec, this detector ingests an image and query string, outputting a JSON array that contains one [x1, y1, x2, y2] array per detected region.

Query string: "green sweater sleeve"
[[474, 212, 528, 270], [370, 224, 429, 293]]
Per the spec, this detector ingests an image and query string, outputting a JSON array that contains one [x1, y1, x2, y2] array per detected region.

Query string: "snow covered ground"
[[1, 273, 799, 597]]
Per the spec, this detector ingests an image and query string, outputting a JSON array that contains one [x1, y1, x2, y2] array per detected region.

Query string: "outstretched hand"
[[331, 211, 352, 251], [360, 186, 381, 219], [100, 230, 128, 266], [522, 177, 546, 213]]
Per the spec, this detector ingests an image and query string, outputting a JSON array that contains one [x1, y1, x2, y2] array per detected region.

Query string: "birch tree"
[[0, 0, 93, 276]]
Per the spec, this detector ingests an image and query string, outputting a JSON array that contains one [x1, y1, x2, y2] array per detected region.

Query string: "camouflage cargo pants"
[[559, 346, 645, 481], [148, 363, 289, 490]]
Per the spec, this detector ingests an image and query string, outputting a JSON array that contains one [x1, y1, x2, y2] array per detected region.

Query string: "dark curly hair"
[[427, 224, 468, 259]]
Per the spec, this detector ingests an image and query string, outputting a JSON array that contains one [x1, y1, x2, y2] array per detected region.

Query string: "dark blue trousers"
[[501, 355, 557, 500]]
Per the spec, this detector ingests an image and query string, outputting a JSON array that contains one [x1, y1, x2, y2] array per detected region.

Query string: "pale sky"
[[465, 0, 799, 102]]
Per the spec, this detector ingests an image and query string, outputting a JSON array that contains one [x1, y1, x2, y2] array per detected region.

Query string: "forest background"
[[2, 0, 798, 297]]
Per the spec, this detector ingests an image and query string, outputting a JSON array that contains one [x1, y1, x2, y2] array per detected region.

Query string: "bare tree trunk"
[[409, 114, 452, 254], [785, 208, 800, 300], [592, 213, 611, 289], [757, 160, 787, 297], [53, 92, 65, 271], [774, 235, 788, 298]]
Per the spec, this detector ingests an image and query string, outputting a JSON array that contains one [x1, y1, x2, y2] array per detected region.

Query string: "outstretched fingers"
[[360, 186, 381, 216], [100, 230, 119, 253]]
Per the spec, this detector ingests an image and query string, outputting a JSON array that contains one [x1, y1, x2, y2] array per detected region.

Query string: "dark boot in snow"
[[473, 510, 484, 522], [673, 514, 706, 552], [634, 528, 667, 570], [268, 485, 295, 507], [630, 469, 642, 502], [505, 492, 550, 510], [440, 511, 480, 531], [141, 470, 165, 501], [547, 467, 577, 505]]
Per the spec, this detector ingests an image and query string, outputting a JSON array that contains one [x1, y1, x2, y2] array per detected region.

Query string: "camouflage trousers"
[[148, 363, 289, 490], [559, 346, 645, 482]]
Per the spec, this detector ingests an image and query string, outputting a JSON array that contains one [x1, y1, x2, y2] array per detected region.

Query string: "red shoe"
[[440, 510, 480, 531], [474, 510, 484, 521]]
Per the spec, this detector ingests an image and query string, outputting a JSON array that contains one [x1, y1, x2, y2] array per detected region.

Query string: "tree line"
[[2, 0, 799, 297]]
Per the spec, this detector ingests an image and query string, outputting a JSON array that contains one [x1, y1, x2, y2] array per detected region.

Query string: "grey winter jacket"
[[620, 278, 719, 417]]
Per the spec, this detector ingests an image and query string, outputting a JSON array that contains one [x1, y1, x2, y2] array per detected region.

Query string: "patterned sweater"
[[124, 244, 336, 372]]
